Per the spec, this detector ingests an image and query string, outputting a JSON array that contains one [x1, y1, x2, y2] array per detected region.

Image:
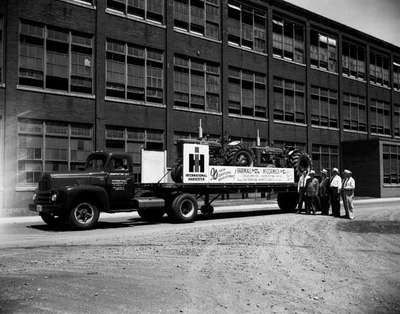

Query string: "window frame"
[[311, 144, 339, 173], [310, 29, 337, 73], [18, 20, 94, 95], [105, 39, 165, 106], [342, 93, 367, 132], [17, 120, 93, 187], [310, 86, 338, 128], [342, 40, 366, 81], [106, 0, 164, 25], [228, 66, 267, 119], [370, 98, 391, 136]]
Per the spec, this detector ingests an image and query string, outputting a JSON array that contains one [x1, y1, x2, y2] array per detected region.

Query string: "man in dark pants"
[[329, 167, 342, 217], [319, 169, 330, 215], [296, 170, 309, 214], [305, 170, 319, 215]]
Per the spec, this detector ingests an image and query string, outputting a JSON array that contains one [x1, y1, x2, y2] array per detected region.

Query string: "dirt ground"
[[1, 202, 400, 313]]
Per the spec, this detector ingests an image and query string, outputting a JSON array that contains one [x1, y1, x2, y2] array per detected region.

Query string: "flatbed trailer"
[[134, 181, 299, 223]]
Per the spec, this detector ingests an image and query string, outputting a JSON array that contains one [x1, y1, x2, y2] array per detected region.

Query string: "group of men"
[[296, 167, 355, 219]]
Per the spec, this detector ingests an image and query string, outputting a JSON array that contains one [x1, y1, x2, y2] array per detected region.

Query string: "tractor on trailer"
[[29, 139, 311, 230]]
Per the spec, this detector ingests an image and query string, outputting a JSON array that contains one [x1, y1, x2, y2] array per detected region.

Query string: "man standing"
[[329, 168, 342, 217], [342, 169, 355, 219], [296, 170, 309, 213], [305, 170, 319, 215], [319, 169, 330, 215]]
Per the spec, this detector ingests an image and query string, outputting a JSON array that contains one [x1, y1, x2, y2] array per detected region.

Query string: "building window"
[[383, 145, 400, 184], [394, 57, 400, 91], [107, 0, 164, 24], [343, 93, 367, 132], [394, 104, 400, 136], [19, 20, 94, 94], [369, 51, 390, 87], [272, 16, 304, 64], [273, 77, 305, 123], [227, 1, 266, 53], [310, 86, 338, 128], [312, 144, 339, 173], [0, 16, 3, 84], [228, 67, 267, 118], [370, 99, 390, 135], [173, 0, 220, 40], [173, 55, 220, 112], [105, 126, 164, 182], [106, 40, 164, 104], [17, 120, 93, 185], [342, 41, 365, 80], [310, 30, 337, 72]]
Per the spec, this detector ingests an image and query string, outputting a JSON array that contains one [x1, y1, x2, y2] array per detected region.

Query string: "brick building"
[[0, 0, 400, 212]]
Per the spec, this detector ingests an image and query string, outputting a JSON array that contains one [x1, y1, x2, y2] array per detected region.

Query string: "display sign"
[[208, 166, 294, 184], [182, 143, 294, 184], [183, 144, 209, 183]]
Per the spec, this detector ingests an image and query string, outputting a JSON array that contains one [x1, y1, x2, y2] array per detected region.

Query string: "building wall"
[[1, 0, 400, 212]]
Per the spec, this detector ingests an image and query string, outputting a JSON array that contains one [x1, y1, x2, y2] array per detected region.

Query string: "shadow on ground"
[[27, 209, 286, 232], [337, 220, 400, 234]]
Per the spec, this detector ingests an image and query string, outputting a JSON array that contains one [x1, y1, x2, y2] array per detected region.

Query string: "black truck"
[[30, 142, 310, 229]]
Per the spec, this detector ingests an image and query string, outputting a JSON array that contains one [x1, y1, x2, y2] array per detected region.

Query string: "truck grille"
[[36, 192, 52, 204], [38, 174, 51, 191]]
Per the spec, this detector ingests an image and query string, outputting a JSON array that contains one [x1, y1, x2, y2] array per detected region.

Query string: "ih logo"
[[189, 147, 205, 173]]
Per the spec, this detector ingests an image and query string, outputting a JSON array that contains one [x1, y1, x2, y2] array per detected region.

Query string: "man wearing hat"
[[305, 170, 319, 214], [319, 169, 330, 215], [329, 167, 342, 217], [342, 169, 355, 219]]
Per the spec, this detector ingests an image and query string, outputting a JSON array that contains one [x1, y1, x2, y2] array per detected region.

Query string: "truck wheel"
[[168, 193, 198, 223], [200, 204, 214, 217], [277, 192, 298, 212], [40, 213, 66, 228], [137, 208, 165, 222], [68, 201, 100, 229]]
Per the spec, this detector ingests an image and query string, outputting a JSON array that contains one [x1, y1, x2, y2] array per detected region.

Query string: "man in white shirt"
[[297, 170, 310, 213], [342, 169, 355, 219], [329, 168, 342, 217]]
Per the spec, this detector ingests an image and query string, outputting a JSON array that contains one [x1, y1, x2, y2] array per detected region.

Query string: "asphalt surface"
[[1, 200, 400, 313]]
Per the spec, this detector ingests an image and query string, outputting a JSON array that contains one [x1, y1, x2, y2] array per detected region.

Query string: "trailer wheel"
[[200, 204, 214, 217], [68, 201, 100, 229], [277, 192, 298, 212], [168, 193, 198, 223], [137, 208, 165, 222], [40, 213, 66, 228]]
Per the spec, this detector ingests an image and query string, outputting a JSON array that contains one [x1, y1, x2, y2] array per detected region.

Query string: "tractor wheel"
[[225, 144, 254, 167], [287, 149, 312, 176]]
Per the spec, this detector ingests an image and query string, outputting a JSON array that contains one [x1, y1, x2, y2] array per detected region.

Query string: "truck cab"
[[29, 152, 137, 229]]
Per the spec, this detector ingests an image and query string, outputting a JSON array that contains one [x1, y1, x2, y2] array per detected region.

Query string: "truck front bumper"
[[29, 203, 64, 215]]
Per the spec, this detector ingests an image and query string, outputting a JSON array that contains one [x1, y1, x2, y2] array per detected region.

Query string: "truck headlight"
[[32, 193, 37, 202], [51, 193, 58, 202]]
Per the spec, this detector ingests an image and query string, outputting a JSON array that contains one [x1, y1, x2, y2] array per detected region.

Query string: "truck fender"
[[64, 185, 110, 212]]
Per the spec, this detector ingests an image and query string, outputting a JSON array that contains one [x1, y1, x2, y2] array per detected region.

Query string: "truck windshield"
[[85, 155, 107, 171]]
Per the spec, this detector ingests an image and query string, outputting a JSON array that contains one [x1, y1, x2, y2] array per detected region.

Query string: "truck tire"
[[167, 193, 198, 223], [277, 192, 298, 212], [137, 208, 165, 222], [40, 213, 66, 228], [68, 201, 100, 229], [200, 204, 214, 217]]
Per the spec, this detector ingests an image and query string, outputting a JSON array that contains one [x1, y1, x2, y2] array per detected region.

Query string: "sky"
[[283, 0, 400, 47]]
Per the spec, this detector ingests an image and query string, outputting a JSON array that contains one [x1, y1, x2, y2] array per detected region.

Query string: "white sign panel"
[[183, 144, 210, 183], [208, 166, 294, 184], [141, 150, 168, 183]]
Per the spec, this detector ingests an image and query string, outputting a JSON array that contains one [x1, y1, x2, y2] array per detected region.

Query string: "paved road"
[[1, 201, 400, 313]]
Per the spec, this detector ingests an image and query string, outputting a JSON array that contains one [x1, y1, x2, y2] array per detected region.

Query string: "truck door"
[[107, 156, 134, 209]]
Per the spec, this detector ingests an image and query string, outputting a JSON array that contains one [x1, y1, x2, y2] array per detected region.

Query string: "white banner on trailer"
[[182, 143, 294, 184], [208, 166, 294, 184]]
